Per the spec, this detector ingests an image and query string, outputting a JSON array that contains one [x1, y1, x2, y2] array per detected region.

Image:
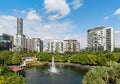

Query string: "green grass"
[[26, 61, 48, 67]]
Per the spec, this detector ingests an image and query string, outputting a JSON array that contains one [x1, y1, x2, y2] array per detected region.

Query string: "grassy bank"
[[26, 61, 48, 68]]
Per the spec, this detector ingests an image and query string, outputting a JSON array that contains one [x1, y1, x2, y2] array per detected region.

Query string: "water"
[[25, 65, 86, 84]]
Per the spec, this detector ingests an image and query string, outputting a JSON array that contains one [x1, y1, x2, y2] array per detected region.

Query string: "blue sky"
[[0, 0, 120, 48]]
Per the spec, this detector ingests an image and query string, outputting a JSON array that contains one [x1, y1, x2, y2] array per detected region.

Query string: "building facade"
[[47, 41, 63, 53], [63, 39, 80, 52], [16, 18, 27, 51], [16, 18, 43, 52], [17, 18, 23, 34], [16, 34, 26, 50], [105, 28, 114, 52], [25, 37, 32, 51], [0, 33, 13, 51], [87, 26, 114, 52], [30, 38, 43, 52]]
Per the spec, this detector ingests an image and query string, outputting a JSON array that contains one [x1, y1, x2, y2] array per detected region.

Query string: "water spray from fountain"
[[49, 56, 58, 73]]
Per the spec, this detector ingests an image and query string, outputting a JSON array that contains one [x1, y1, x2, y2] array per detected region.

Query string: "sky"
[[0, 0, 120, 49]]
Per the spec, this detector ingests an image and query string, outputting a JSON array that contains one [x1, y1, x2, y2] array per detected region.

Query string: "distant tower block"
[[17, 18, 23, 34]]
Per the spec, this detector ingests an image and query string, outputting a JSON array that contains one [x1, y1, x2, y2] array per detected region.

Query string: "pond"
[[25, 65, 87, 84]]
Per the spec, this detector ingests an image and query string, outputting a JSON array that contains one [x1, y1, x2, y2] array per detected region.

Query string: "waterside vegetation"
[[26, 61, 48, 68], [0, 66, 25, 84], [0, 49, 120, 84], [36, 50, 120, 66], [82, 61, 120, 84], [0, 50, 120, 66]]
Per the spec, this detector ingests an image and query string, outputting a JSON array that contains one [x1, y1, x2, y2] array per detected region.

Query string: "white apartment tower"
[[105, 28, 114, 52], [63, 39, 80, 52], [16, 34, 26, 49], [87, 26, 114, 52], [31, 38, 43, 52], [47, 40, 63, 53]]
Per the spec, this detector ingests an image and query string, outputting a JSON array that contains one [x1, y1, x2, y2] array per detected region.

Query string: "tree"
[[82, 62, 120, 84], [114, 48, 120, 52], [0, 51, 13, 65], [0, 66, 26, 84], [11, 52, 21, 65], [36, 52, 52, 62], [6, 74, 25, 84], [85, 54, 97, 65], [82, 66, 108, 84]]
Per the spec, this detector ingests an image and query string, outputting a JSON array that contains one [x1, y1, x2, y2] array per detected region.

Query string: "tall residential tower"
[[16, 18, 26, 51], [30, 38, 43, 52], [17, 18, 23, 34], [87, 26, 114, 52]]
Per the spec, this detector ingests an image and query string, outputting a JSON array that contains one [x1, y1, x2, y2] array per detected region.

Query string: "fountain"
[[49, 56, 58, 73]]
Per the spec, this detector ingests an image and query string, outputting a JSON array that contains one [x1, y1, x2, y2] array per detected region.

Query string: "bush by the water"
[[82, 62, 120, 84]]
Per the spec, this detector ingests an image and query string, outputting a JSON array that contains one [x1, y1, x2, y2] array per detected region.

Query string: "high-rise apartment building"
[[47, 40, 63, 53], [17, 18, 23, 34], [16, 18, 26, 51], [16, 18, 43, 52], [16, 34, 26, 49], [25, 37, 31, 51], [105, 28, 114, 52], [87, 26, 114, 52], [63, 39, 80, 52], [30, 38, 43, 52]]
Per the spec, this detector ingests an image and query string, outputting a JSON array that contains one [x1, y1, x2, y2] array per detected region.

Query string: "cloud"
[[104, 16, 109, 21], [44, 0, 83, 20], [48, 14, 60, 21], [0, 13, 74, 44], [39, 21, 73, 39], [26, 9, 42, 21], [115, 30, 120, 34], [0, 16, 16, 35], [0, 25, 7, 35], [114, 8, 120, 15], [22, 10, 27, 14], [44, 0, 70, 20], [0, 25, 3, 28], [1, 16, 16, 20], [43, 24, 51, 29], [70, 0, 83, 10]]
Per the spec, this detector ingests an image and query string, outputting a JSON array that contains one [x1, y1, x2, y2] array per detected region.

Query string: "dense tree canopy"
[[82, 62, 120, 84], [35, 50, 120, 66], [0, 50, 120, 66], [0, 66, 25, 84], [11, 52, 21, 65]]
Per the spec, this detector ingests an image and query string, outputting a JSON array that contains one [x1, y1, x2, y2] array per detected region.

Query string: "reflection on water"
[[25, 65, 87, 84]]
